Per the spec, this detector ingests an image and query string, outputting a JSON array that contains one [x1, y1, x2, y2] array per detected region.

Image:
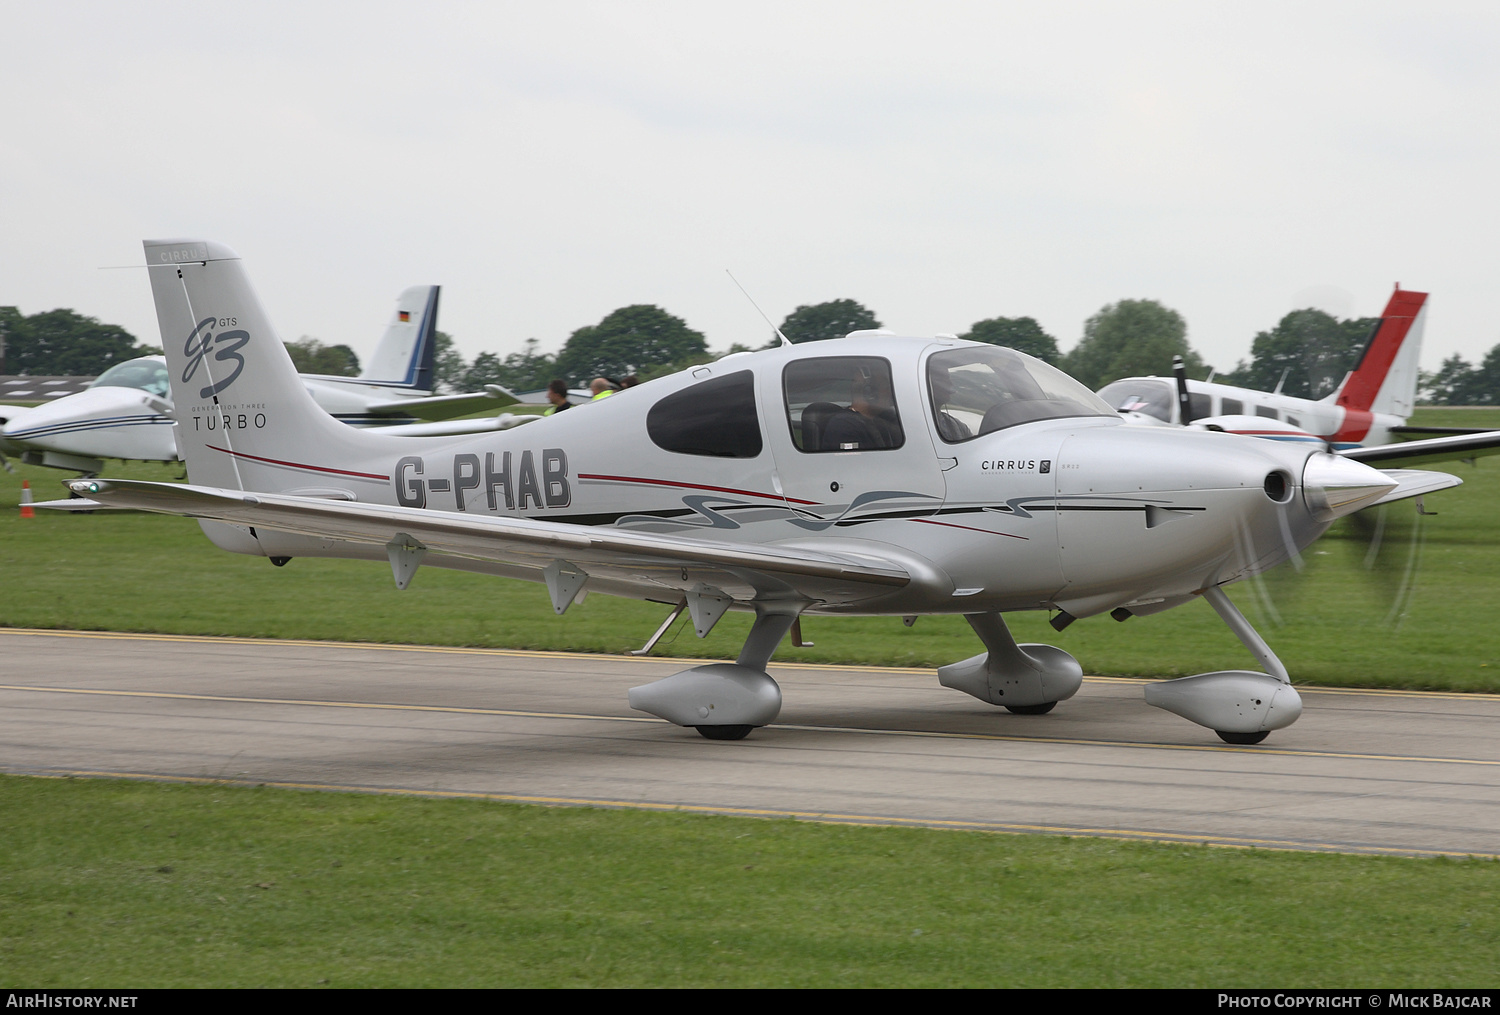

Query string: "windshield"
[[927, 346, 1114, 442], [1095, 378, 1174, 422], [89, 357, 170, 398]]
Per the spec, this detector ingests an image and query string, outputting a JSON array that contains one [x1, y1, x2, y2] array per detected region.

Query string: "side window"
[[1188, 393, 1212, 420], [1255, 406, 1281, 420], [783, 357, 904, 452], [646, 370, 762, 458], [1221, 397, 1243, 415]]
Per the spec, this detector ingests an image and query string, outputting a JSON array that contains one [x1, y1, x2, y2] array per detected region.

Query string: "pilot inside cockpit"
[[929, 369, 974, 443], [784, 355, 908, 453], [822, 367, 901, 451]]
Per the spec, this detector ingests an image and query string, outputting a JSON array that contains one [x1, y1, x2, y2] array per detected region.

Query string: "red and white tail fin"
[[1332, 288, 1428, 418]]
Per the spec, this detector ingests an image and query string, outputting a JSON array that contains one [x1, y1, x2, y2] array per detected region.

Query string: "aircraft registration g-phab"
[[53, 240, 1462, 745]]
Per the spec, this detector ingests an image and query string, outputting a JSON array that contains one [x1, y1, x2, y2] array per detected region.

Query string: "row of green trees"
[[12, 298, 1500, 406], [0, 308, 158, 376], [439, 300, 1068, 393], [0, 307, 365, 380], [1420, 352, 1500, 405], [283, 337, 361, 376], [437, 297, 1202, 395]]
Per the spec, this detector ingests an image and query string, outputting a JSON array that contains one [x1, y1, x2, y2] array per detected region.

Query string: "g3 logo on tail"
[[183, 316, 249, 399]]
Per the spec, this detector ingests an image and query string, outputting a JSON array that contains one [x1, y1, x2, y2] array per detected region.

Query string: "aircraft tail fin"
[[1334, 289, 1428, 418], [143, 240, 387, 493], [358, 285, 441, 390]]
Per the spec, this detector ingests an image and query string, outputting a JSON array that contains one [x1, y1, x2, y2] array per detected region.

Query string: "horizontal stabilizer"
[[1342, 430, 1500, 468], [374, 413, 536, 438], [32, 497, 117, 511], [363, 386, 520, 420]]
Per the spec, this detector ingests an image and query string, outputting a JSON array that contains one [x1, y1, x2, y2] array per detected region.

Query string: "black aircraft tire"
[[1004, 701, 1057, 715], [695, 724, 755, 741], [1216, 730, 1270, 745]]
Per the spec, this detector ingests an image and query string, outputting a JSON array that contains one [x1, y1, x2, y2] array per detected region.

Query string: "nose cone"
[[1302, 452, 1397, 522]]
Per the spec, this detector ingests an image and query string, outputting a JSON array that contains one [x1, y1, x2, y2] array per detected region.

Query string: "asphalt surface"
[[3, 627, 1498, 857]]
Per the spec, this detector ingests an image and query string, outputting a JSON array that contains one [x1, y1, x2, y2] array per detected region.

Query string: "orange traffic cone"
[[19, 480, 34, 518]]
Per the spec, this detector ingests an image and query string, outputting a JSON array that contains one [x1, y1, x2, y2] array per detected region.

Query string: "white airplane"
[[0, 284, 523, 474], [1099, 288, 1431, 449], [51, 239, 1465, 747]]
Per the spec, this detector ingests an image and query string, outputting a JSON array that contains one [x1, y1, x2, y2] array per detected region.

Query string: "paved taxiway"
[[3, 628, 1498, 857]]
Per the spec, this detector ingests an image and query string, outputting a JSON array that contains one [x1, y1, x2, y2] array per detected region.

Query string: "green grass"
[[1, 774, 1496, 988], [5, 412, 1500, 988], [3, 405, 1500, 689]]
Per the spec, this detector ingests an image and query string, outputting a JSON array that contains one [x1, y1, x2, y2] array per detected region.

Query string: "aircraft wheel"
[[1005, 702, 1057, 715], [1216, 730, 1269, 745], [695, 724, 754, 741]]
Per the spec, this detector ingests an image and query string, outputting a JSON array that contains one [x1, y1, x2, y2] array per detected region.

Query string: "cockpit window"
[[1095, 378, 1174, 423], [646, 370, 762, 458], [89, 357, 170, 398], [929, 347, 1115, 442], [783, 356, 905, 452]]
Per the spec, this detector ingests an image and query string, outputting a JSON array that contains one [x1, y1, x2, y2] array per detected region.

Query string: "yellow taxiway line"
[[6, 627, 1500, 700], [13, 765, 1499, 861]]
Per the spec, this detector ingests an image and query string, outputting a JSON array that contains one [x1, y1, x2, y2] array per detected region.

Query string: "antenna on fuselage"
[[726, 270, 793, 348]]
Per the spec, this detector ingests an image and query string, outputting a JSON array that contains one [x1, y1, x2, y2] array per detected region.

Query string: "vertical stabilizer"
[[358, 285, 440, 390], [1334, 289, 1428, 418], [143, 239, 388, 493]]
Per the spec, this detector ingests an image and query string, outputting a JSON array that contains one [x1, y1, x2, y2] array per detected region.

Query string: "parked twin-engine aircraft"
[[1, 283, 523, 474], [1099, 287, 1500, 468], [1100, 288, 1430, 448], [52, 240, 1464, 745]]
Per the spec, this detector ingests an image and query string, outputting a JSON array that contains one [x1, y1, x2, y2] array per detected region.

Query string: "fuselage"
[[195, 335, 1352, 621]]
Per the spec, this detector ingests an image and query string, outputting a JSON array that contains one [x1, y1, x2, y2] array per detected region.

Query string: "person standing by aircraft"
[[543, 378, 571, 416], [590, 377, 616, 400]]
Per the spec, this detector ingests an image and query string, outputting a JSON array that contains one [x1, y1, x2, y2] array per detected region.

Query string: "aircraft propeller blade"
[[1173, 355, 1195, 424]]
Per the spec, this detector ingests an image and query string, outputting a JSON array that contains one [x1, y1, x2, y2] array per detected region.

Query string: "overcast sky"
[[4, 1, 1499, 375]]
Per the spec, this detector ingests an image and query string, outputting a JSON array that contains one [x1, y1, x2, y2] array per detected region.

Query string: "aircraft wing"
[[1341, 430, 1500, 467], [1364, 468, 1464, 508], [58, 479, 912, 608], [364, 385, 521, 420]]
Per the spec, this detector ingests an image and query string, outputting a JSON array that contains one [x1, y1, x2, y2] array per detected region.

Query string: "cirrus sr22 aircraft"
[[49, 240, 1465, 746]]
